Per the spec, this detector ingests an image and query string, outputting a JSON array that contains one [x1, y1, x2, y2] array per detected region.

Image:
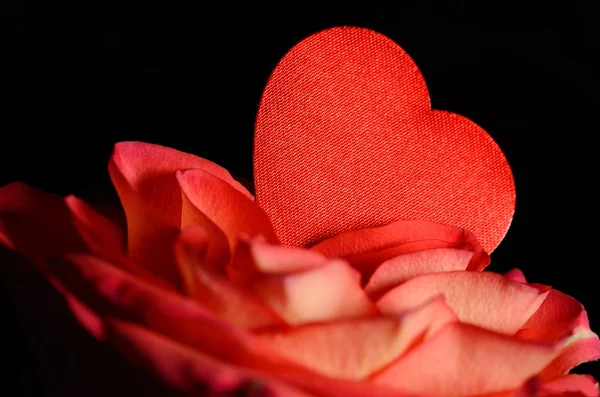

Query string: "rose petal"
[[522, 290, 589, 333], [177, 169, 278, 249], [106, 319, 414, 397], [1, 250, 171, 397], [108, 142, 248, 284], [364, 247, 474, 298], [228, 237, 328, 283], [27, 253, 422, 397], [110, 142, 252, 226], [311, 219, 489, 279], [0, 182, 86, 259], [65, 195, 126, 263], [179, 188, 231, 271], [105, 319, 315, 397], [109, 156, 184, 286], [377, 271, 546, 334], [174, 226, 284, 329], [236, 245, 376, 325], [64, 195, 174, 290], [505, 268, 528, 283], [539, 331, 600, 380], [62, 292, 107, 340], [476, 375, 599, 397], [541, 374, 599, 397], [372, 323, 559, 396], [254, 297, 456, 380], [45, 253, 294, 370], [517, 289, 600, 379]]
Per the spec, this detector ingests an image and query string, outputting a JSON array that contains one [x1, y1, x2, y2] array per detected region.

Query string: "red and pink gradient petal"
[[106, 319, 316, 397], [517, 289, 600, 380], [108, 141, 251, 285], [372, 323, 558, 396], [255, 297, 456, 380], [311, 219, 489, 279], [174, 227, 284, 329], [45, 253, 295, 372], [365, 247, 474, 298], [228, 237, 328, 283], [177, 169, 278, 249], [241, 258, 376, 326], [377, 271, 547, 334], [110, 142, 252, 225]]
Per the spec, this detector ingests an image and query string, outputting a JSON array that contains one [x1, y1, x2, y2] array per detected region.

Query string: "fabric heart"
[[254, 26, 515, 253]]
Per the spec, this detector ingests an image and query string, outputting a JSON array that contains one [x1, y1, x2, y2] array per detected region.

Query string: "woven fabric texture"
[[254, 27, 515, 253]]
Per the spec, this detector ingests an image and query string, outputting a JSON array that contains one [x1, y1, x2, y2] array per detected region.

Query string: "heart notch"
[[254, 26, 515, 253]]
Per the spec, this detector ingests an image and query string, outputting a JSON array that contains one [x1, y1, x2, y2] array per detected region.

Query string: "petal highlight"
[[228, 237, 328, 283], [243, 258, 376, 325], [255, 297, 456, 380], [377, 271, 546, 334], [365, 247, 474, 298]]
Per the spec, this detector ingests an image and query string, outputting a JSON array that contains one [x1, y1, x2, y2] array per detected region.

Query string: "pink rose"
[[1, 141, 598, 396]]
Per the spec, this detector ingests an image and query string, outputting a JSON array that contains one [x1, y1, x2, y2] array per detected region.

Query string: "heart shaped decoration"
[[254, 27, 515, 253]]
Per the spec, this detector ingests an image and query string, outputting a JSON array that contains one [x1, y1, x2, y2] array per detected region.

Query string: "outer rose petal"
[[254, 297, 457, 380], [44, 253, 415, 397], [64, 196, 174, 290], [108, 142, 248, 284], [106, 320, 315, 397], [45, 253, 299, 371], [176, 169, 278, 249], [109, 157, 185, 286], [0, 249, 172, 397], [110, 141, 252, 225], [65, 195, 126, 264], [476, 375, 599, 397], [541, 375, 599, 397], [517, 290, 600, 379], [311, 219, 489, 279], [372, 323, 559, 396], [539, 331, 600, 380], [365, 247, 474, 298], [522, 290, 589, 334], [377, 271, 547, 334], [174, 226, 284, 329], [0, 182, 86, 259]]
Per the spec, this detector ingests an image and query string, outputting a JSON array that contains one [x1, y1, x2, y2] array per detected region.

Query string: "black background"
[[1, 2, 599, 395]]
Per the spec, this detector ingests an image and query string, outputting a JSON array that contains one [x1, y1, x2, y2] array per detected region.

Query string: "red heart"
[[254, 27, 515, 253]]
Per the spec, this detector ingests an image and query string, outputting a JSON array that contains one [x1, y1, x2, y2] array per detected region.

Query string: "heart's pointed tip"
[[253, 26, 515, 253]]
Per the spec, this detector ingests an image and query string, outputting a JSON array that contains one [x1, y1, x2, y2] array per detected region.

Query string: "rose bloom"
[[1, 141, 599, 397]]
